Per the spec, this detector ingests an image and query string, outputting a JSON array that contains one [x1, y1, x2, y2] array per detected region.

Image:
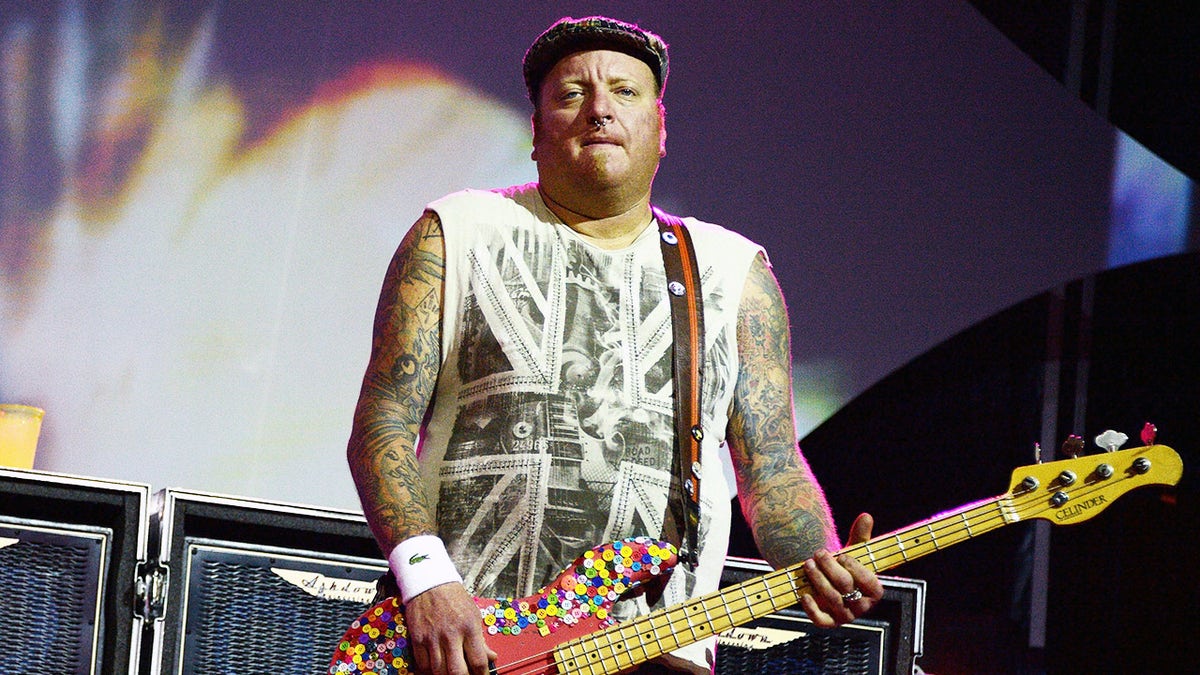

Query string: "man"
[[348, 15, 882, 675]]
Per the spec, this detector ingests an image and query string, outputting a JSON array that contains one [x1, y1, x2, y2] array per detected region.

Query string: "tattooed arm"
[[348, 211, 494, 675], [727, 253, 883, 627], [349, 209, 444, 553]]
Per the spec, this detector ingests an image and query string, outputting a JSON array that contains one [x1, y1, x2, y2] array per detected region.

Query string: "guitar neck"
[[553, 493, 1013, 672]]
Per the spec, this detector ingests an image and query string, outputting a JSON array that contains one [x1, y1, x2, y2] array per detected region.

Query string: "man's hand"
[[405, 582, 496, 675], [799, 512, 884, 627]]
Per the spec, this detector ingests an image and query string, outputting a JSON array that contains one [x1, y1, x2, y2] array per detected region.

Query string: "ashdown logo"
[[718, 625, 807, 651], [271, 568, 378, 604], [1054, 494, 1108, 522]]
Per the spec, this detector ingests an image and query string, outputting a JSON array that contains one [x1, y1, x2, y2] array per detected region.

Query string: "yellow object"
[[0, 404, 44, 469]]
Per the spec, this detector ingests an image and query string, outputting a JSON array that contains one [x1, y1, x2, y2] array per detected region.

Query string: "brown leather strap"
[[653, 207, 704, 568]]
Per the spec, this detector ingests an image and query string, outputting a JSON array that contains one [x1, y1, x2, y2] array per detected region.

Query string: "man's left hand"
[[799, 512, 884, 627]]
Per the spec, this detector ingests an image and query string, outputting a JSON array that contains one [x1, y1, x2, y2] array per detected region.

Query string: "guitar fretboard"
[[554, 493, 1014, 673]]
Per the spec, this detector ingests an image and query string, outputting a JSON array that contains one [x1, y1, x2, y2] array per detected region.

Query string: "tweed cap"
[[523, 16, 669, 103]]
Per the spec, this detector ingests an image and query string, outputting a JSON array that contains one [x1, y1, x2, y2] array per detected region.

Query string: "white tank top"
[[419, 183, 766, 673]]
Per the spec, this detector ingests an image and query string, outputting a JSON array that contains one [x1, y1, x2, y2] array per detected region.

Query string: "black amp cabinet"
[[716, 557, 926, 675], [139, 489, 387, 675], [0, 471, 930, 674], [0, 467, 150, 675]]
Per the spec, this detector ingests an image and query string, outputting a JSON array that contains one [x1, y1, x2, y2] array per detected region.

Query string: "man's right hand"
[[405, 582, 496, 675]]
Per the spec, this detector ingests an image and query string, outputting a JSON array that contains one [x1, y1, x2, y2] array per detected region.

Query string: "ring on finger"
[[841, 588, 863, 603]]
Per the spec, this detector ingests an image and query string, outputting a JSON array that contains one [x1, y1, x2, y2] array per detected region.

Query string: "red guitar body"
[[329, 537, 678, 675]]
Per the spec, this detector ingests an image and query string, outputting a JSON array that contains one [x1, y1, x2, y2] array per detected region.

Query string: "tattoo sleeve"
[[727, 253, 840, 567], [347, 210, 446, 554]]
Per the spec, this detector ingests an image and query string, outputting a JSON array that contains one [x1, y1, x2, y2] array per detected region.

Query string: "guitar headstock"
[[1007, 441, 1183, 525]]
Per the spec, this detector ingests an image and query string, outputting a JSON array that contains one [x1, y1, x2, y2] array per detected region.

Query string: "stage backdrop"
[[1, 1, 1191, 511]]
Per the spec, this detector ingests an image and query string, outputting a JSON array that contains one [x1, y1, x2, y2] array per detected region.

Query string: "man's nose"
[[585, 92, 614, 121]]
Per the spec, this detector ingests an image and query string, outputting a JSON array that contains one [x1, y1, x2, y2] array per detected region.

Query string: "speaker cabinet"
[[142, 489, 386, 675], [716, 557, 925, 675], [0, 467, 150, 675]]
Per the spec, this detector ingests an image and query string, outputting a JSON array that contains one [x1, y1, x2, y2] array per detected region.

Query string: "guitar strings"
[[489, 470, 1133, 675]]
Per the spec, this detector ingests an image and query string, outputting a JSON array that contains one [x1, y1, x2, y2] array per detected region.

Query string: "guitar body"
[[330, 537, 679, 675]]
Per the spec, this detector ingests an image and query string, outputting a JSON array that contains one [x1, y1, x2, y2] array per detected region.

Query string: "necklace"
[[538, 187, 653, 249]]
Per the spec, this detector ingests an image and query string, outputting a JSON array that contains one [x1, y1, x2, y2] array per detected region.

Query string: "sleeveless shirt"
[[419, 183, 765, 672]]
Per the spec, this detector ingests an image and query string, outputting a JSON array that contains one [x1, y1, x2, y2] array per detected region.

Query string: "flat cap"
[[523, 16, 669, 103]]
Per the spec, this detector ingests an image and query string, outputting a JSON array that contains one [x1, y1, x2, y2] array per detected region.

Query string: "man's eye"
[[617, 88, 636, 97]]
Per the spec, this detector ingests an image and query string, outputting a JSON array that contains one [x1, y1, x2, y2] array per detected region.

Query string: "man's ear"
[[530, 112, 540, 161], [658, 102, 667, 157]]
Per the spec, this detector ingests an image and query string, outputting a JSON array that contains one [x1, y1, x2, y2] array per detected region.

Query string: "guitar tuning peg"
[[1094, 429, 1129, 453], [1140, 422, 1157, 446], [1060, 435, 1084, 458]]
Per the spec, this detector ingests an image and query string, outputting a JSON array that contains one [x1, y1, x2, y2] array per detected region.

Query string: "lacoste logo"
[[409, 553, 431, 565]]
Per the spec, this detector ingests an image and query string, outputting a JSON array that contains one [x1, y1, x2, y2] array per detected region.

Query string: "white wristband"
[[388, 535, 463, 603]]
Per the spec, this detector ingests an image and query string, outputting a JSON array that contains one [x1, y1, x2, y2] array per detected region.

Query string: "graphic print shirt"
[[418, 184, 765, 671]]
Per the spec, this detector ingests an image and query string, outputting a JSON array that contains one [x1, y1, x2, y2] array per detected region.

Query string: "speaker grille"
[[0, 521, 108, 675], [179, 541, 386, 675], [717, 630, 880, 674], [716, 613, 887, 675]]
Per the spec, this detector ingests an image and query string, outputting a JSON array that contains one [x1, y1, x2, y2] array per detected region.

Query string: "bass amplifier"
[[140, 489, 387, 675], [716, 557, 926, 675], [0, 467, 150, 675]]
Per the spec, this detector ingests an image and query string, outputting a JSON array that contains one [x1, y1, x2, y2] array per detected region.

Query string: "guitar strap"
[[652, 207, 704, 569]]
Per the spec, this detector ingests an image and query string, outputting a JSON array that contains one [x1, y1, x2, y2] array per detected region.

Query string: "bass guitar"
[[330, 439, 1182, 674]]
